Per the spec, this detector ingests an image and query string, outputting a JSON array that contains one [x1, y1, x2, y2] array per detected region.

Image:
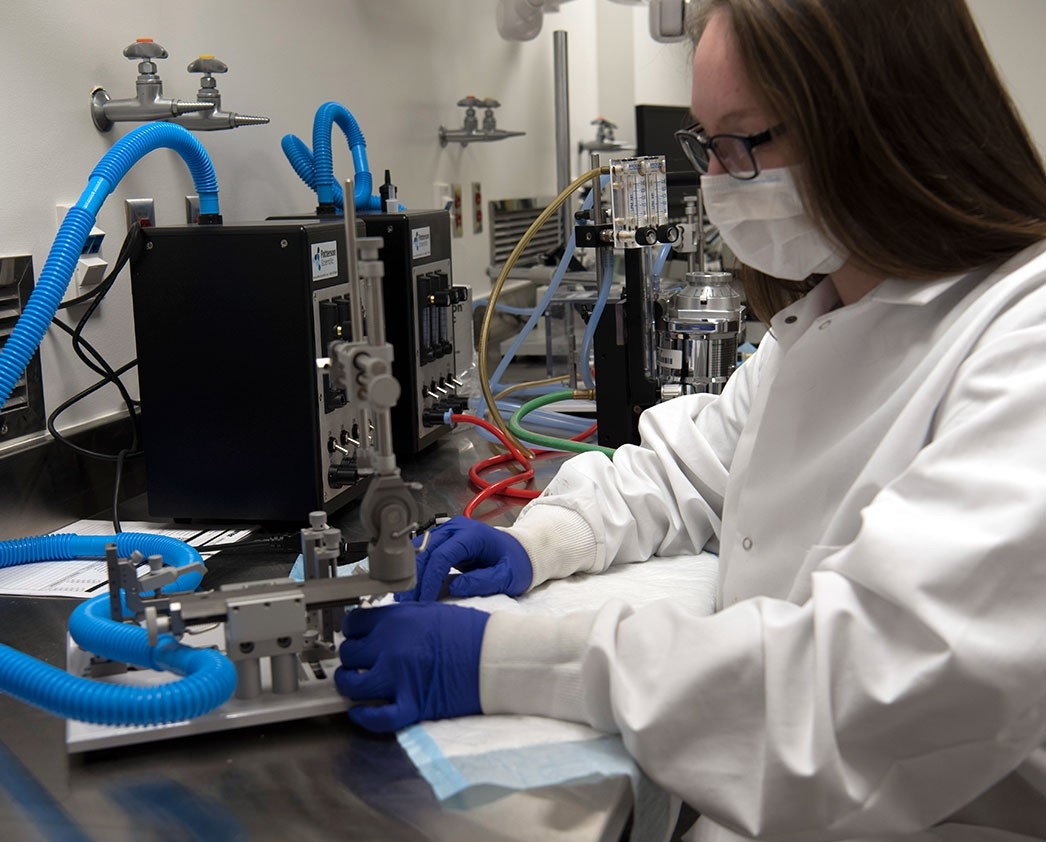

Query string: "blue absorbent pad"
[[397, 715, 674, 842], [398, 717, 635, 806]]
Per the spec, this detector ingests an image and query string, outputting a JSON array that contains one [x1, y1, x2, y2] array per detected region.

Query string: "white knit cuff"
[[479, 608, 599, 723], [502, 505, 599, 590]]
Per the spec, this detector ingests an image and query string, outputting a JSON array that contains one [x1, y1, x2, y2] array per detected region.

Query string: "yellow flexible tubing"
[[478, 166, 609, 456]]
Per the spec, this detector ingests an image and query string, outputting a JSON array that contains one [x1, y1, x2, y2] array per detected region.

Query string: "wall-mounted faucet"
[[91, 39, 213, 132], [172, 56, 269, 130], [439, 96, 525, 147], [578, 117, 632, 154]]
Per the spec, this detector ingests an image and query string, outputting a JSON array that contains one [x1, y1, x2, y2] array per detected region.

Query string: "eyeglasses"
[[675, 122, 784, 180]]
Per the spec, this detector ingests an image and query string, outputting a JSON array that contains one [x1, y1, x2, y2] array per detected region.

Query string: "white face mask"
[[700, 166, 848, 281]]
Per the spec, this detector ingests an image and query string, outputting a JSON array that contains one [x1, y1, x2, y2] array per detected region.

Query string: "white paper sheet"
[[0, 520, 254, 598]]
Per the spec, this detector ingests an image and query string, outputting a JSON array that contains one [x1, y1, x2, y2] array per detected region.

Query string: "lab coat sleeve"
[[482, 312, 1046, 837], [503, 338, 768, 589]]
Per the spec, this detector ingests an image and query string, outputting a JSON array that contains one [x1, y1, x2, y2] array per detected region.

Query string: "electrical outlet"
[[472, 181, 483, 234], [75, 257, 108, 291], [185, 195, 200, 224], [433, 182, 452, 212], [451, 183, 463, 238], [125, 198, 155, 230], [55, 204, 108, 301]]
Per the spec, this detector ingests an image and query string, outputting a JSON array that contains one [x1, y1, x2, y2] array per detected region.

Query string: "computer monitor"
[[634, 104, 700, 220]]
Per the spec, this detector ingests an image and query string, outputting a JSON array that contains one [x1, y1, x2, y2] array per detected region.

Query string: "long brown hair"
[[689, 0, 1046, 322]]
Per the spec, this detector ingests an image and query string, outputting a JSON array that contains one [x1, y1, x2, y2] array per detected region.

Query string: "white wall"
[[1, 0, 1043, 443], [968, 0, 1046, 150], [0, 0, 630, 438], [623, 0, 1046, 145], [631, 6, 692, 107]]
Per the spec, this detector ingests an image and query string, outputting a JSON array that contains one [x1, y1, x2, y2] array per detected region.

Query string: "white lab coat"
[[479, 239, 1046, 840]]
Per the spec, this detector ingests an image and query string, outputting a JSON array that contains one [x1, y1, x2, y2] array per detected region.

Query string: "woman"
[[337, 1, 1046, 837]]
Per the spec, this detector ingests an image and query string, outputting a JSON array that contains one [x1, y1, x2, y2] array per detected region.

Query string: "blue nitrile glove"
[[396, 515, 533, 602], [335, 602, 489, 733]]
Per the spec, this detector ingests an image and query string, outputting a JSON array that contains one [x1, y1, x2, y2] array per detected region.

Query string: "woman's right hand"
[[396, 515, 533, 602]]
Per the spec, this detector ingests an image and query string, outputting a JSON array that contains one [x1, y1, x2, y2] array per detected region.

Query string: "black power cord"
[[48, 221, 146, 532]]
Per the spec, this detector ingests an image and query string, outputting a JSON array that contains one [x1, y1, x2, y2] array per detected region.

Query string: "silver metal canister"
[[657, 271, 744, 398]]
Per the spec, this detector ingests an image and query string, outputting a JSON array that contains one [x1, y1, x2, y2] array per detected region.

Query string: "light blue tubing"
[[488, 236, 577, 395], [575, 242, 669, 389], [496, 399, 592, 436], [0, 533, 237, 726], [489, 175, 610, 396], [473, 301, 538, 317], [0, 123, 220, 409], [652, 241, 672, 281], [578, 247, 616, 390]]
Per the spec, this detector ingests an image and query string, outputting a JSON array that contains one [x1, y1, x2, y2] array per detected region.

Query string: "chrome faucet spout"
[[438, 95, 525, 148], [171, 56, 270, 131], [176, 109, 271, 131], [91, 88, 213, 132], [91, 39, 211, 132]]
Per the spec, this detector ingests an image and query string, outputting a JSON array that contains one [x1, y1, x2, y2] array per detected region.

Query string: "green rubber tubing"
[[508, 390, 615, 458]]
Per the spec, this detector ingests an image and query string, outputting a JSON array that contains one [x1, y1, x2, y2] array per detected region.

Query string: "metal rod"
[[105, 544, 122, 622], [234, 659, 262, 700], [589, 152, 603, 227], [270, 654, 299, 695], [344, 178, 372, 448], [554, 31, 572, 248], [364, 273, 386, 350], [343, 178, 365, 342], [698, 189, 707, 273], [363, 272, 396, 459], [589, 151, 611, 391]]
